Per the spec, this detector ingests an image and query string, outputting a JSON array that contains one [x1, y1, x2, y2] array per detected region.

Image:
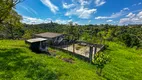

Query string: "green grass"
[[0, 40, 142, 80], [0, 40, 102, 80], [103, 42, 142, 80]]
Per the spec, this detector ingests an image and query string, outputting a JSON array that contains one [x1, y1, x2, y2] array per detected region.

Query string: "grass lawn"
[[0, 40, 142, 80], [103, 42, 142, 80]]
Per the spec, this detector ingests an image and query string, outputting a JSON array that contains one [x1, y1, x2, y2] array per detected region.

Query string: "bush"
[[94, 52, 110, 76]]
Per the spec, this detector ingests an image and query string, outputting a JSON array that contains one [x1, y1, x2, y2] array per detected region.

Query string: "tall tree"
[[0, 0, 24, 24], [4, 10, 23, 39]]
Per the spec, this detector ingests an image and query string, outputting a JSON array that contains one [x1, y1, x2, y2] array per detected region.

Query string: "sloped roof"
[[35, 32, 64, 39]]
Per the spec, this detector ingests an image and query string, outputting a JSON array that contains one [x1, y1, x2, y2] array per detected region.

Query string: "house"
[[34, 32, 65, 45], [26, 32, 65, 52]]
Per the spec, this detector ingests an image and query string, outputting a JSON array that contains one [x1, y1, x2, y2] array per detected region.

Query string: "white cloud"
[[40, 0, 59, 13], [55, 19, 66, 24], [63, 3, 75, 9], [88, 20, 91, 23], [65, 6, 97, 19], [55, 19, 73, 24], [95, 16, 107, 19], [22, 16, 74, 24], [19, 5, 38, 15], [22, 16, 51, 24], [119, 18, 130, 24], [106, 20, 113, 22], [126, 12, 135, 18], [138, 2, 142, 5], [79, 0, 90, 6], [137, 11, 142, 19], [95, 0, 106, 6], [29, 8, 38, 15], [123, 8, 129, 11], [95, 8, 129, 19], [64, 0, 97, 19], [68, 19, 73, 22], [132, 2, 142, 6], [119, 11, 142, 24], [95, 12, 123, 19]]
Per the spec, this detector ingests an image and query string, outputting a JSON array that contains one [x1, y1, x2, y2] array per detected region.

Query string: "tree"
[[0, 0, 24, 24], [118, 33, 140, 47], [64, 22, 79, 52], [94, 52, 110, 76], [2, 10, 23, 39]]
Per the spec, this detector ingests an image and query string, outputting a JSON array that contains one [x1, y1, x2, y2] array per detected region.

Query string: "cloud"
[[138, 2, 142, 5], [123, 8, 129, 11], [126, 12, 135, 18], [79, 0, 90, 6], [19, 5, 38, 15], [132, 2, 142, 6], [55, 19, 72, 24], [29, 8, 38, 15], [88, 20, 91, 23], [63, 3, 75, 9], [119, 11, 142, 24], [95, 0, 106, 6], [22, 16, 51, 24], [106, 20, 113, 22], [132, 4, 137, 6], [95, 16, 107, 19], [40, 0, 59, 13], [65, 6, 97, 19], [22, 16, 73, 24], [95, 12, 123, 19], [64, 0, 97, 19], [95, 8, 129, 19]]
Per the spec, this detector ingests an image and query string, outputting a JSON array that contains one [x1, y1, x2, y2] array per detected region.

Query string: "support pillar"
[[94, 47, 97, 55], [89, 46, 93, 63], [94, 47, 97, 60], [73, 43, 75, 53]]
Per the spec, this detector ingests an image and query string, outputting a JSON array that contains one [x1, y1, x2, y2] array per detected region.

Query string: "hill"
[[0, 40, 142, 80]]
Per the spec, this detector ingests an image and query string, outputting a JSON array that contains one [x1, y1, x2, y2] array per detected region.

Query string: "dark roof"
[[35, 32, 64, 39]]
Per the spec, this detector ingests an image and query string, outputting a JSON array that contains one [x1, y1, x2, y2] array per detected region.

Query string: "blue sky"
[[15, 0, 142, 25]]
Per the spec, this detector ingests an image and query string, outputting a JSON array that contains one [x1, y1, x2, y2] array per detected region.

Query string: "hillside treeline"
[[1, 21, 142, 48]]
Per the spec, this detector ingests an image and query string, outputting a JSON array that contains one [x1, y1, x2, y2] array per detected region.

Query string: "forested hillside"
[[2, 22, 141, 49], [0, 0, 142, 80]]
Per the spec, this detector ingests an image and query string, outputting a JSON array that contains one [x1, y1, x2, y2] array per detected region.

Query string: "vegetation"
[[0, 0, 23, 23], [0, 0, 23, 39], [8, 23, 141, 48], [0, 40, 142, 80], [0, 0, 142, 79], [0, 40, 103, 80], [102, 42, 142, 80], [94, 52, 110, 76]]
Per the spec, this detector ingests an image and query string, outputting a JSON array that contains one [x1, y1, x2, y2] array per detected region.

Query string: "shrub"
[[94, 52, 110, 76]]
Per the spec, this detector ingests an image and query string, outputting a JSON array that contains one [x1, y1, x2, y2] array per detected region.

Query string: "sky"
[[15, 0, 142, 25]]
